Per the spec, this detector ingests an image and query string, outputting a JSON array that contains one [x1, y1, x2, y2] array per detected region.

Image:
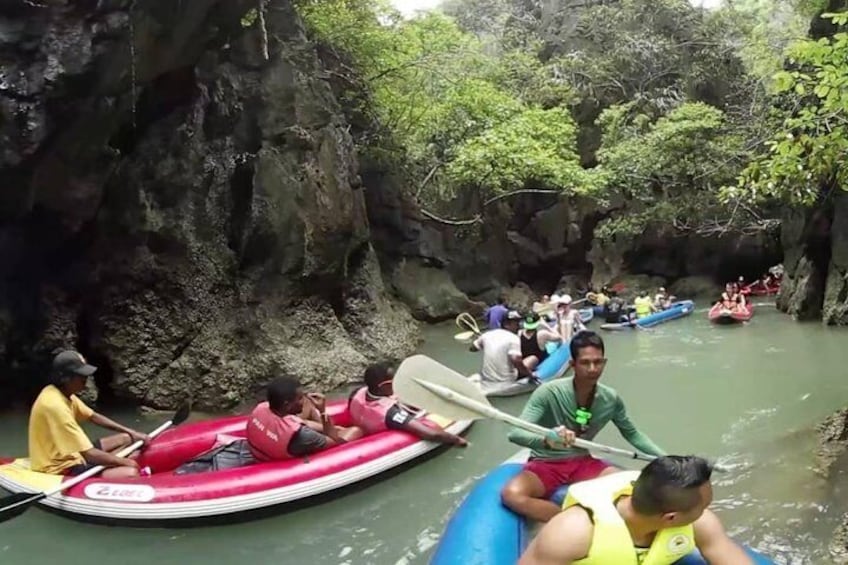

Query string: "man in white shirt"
[[470, 311, 538, 387]]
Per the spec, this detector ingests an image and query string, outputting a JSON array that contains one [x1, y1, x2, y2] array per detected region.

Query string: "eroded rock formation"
[[0, 0, 422, 410]]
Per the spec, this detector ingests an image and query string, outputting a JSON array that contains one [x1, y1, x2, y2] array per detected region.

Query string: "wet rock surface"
[[0, 0, 419, 410]]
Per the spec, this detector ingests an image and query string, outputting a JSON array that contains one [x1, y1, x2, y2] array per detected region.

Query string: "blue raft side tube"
[[429, 463, 525, 565], [431, 461, 776, 565], [601, 300, 695, 330], [535, 341, 571, 383], [638, 299, 695, 328]]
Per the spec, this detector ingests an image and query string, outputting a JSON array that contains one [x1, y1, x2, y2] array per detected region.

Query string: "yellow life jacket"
[[634, 297, 652, 317], [562, 471, 696, 565]]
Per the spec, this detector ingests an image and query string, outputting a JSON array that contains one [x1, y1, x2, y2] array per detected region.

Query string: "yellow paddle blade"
[[425, 414, 453, 428], [454, 331, 476, 342], [394, 355, 492, 423], [532, 302, 555, 315]]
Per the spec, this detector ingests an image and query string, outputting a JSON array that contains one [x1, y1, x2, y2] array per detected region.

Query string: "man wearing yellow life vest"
[[520, 455, 754, 565], [347, 363, 467, 446], [633, 291, 656, 318]]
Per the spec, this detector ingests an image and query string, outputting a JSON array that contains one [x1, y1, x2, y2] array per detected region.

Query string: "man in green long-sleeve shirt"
[[501, 330, 666, 522]]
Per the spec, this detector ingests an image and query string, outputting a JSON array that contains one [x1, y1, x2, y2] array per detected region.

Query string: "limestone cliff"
[[0, 0, 422, 410]]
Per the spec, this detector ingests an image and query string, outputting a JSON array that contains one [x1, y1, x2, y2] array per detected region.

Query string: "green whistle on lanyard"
[[575, 407, 592, 426]]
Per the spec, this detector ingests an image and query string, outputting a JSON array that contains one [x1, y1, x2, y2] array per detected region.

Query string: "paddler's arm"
[[90, 412, 150, 444], [287, 423, 342, 457], [540, 329, 562, 343], [507, 387, 549, 449], [508, 334, 536, 379], [386, 404, 467, 446], [610, 396, 666, 457], [510, 352, 535, 379], [518, 506, 592, 565], [299, 394, 344, 448], [81, 447, 139, 470], [469, 334, 483, 353], [574, 311, 587, 332], [402, 419, 468, 446], [694, 509, 755, 564]]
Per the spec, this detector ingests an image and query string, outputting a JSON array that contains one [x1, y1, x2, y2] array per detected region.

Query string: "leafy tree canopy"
[[729, 10, 848, 206], [295, 0, 844, 237]]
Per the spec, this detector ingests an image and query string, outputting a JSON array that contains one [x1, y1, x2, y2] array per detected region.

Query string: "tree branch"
[[416, 162, 443, 197], [420, 208, 482, 226], [420, 189, 563, 226], [257, 0, 269, 60], [482, 188, 561, 207]]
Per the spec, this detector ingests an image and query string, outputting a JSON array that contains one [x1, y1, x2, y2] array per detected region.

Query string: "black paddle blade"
[[171, 402, 191, 426], [0, 492, 44, 523]]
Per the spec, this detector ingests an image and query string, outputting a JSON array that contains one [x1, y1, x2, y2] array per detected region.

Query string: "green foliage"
[[240, 8, 258, 28], [545, 0, 750, 112], [439, 0, 509, 38], [294, 0, 841, 238], [593, 102, 747, 239], [296, 0, 585, 204], [730, 11, 848, 205], [447, 107, 591, 192], [713, 0, 820, 87]]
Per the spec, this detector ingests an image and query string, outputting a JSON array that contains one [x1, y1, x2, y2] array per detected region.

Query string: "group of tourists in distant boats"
[[477, 293, 586, 387], [713, 264, 783, 314]]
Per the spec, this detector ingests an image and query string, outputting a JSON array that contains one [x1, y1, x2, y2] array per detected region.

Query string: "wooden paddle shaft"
[[414, 379, 657, 463]]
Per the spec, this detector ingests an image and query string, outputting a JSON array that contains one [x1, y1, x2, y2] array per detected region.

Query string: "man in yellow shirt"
[[28, 350, 150, 478]]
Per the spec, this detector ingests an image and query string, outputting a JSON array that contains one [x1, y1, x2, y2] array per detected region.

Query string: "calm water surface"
[[1, 302, 846, 564]]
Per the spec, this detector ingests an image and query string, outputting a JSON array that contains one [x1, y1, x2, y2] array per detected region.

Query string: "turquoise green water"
[[1, 302, 846, 564]]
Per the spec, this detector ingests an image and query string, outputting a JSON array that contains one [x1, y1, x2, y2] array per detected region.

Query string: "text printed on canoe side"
[[83, 483, 156, 502]]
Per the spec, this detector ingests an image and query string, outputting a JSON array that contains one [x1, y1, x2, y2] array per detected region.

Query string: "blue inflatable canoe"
[[430, 452, 774, 565], [600, 300, 695, 331], [476, 340, 572, 398]]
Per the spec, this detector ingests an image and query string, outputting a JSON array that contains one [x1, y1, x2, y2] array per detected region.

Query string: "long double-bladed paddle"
[[0, 402, 191, 523], [394, 355, 727, 471], [454, 312, 481, 342]]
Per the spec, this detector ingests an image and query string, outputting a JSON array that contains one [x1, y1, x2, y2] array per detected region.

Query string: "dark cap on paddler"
[[53, 350, 97, 377]]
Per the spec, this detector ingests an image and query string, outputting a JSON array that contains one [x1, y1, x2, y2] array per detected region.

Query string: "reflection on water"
[[0, 306, 846, 564]]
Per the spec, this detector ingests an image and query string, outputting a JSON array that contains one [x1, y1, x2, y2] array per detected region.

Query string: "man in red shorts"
[[501, 330, 666, 522]]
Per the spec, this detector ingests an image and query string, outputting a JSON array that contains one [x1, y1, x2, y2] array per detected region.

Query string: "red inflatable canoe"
[[740, 281, 780, 296], [708, 303, 754, 324], [0, 401, 471, 525]]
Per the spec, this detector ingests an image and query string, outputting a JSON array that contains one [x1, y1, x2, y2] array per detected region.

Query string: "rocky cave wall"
[[0, 0, 421, 410]]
